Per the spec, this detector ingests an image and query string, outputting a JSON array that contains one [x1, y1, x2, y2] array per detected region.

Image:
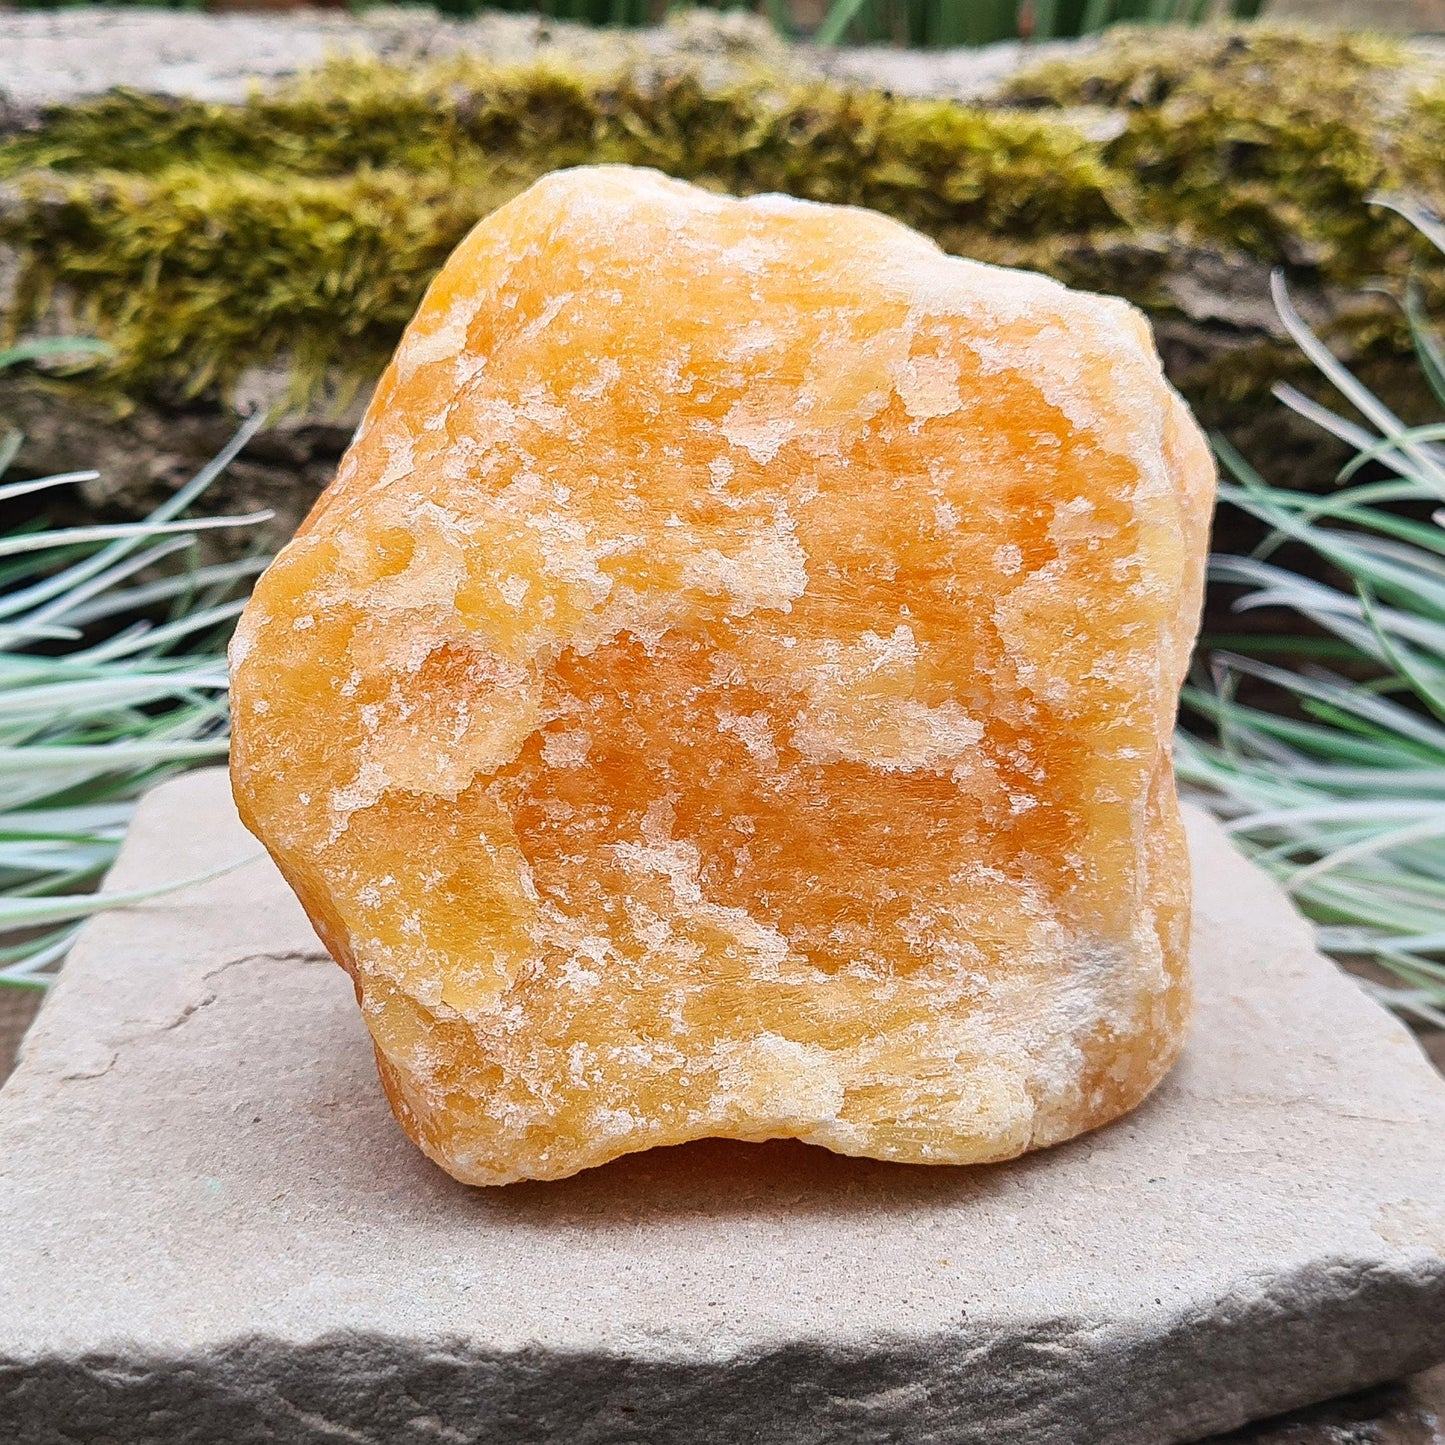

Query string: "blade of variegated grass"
[[1178, 229, 1445, 1012], [0, 401, 269, 986], [0, 411, 266, 623]]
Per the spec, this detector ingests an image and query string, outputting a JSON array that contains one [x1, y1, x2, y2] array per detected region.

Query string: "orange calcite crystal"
[[229, 165, 1215, 1186]]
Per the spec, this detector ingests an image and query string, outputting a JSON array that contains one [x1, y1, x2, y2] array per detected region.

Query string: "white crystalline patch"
[[331, 629, 544, 822], [632, 912, 675, 952], [228, 609, 258, 667], [612, 810, 794, 980], [498, 575, 530, 609], [591, 1106, 648, 1141], [708, 456, 735, 486], [910, 701, 985, 754], [779, 625, 986, 773], [793, 698, 984, 773], [574, 357, 621, 403], [531, 902, 624, 980], [613, 835, 704, 905], [860, 624, 920, 671], [640, 794, 678, 842], [680, 512, 808, 618], [377, 430, 416, 488], [992, 562, 1078, 706], [395, 297, 475, 383], [871, 241, 1176, 506], [498, 469, 556, 514], [775, 867, 1150, 1154], [352, 503, 467, 615], [579, 582, 681, 658], [994, 543, 1024, 575], [541, 727, 591, 769], [1017, 929, 1160, 1143], [717, 234, 780, 276], [794, 318, 907, 441], [520, 291, 572, 343], [527, 510, 614, 613], [455, 352, 489, 389], [1050, 495, 1119, 546], [468, 399, 522, 454], [519, 388, 567, 433], [659, 349, 693, 396], [924, 1068, 1034, 1150], [718, 710, 778, 768], [894, 353, 962, 421], [724, 321, 779, 362], [327, 757, 391, 839], [717, 1033, 845, 1126], [720, 402, 795, 465], [965, 316, 1156, 473], [559, 957, 603, 992], [743, 191, 812, 215]]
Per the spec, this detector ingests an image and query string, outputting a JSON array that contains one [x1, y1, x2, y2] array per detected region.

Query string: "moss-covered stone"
[[1, 57, 1130, 403], [1003, 28, 1427, 280]]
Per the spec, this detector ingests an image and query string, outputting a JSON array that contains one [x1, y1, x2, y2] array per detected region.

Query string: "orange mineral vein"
[[229, 165, 1215, 1187]]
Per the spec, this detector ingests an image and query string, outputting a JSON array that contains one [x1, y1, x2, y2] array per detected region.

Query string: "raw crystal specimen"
[[229, 165, 1215, 1187]]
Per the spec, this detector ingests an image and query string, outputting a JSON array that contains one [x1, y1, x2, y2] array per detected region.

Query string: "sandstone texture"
[[1212, 1366, 1445, 1443], [229, 165, 1214, 1186], [0, 769, 1444, 1442], [0, 7, 1042, 118]]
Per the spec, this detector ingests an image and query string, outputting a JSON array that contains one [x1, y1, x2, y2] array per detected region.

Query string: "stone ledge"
[[0, 767, 1443, 1443], [0, 7, 1057, 117]]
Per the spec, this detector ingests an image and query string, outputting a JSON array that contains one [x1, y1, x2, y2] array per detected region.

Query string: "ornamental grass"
[[1180, 198, 1445, 1027]]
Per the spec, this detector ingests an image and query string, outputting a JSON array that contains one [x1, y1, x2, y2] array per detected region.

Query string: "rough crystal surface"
[[229, 164, 1215, 1186]]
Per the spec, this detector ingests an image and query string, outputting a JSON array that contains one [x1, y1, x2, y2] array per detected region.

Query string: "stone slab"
[[1212, 1365, 1445, 1442], [0, 7, 1057, 119], [0, 768, 1443, 1444]]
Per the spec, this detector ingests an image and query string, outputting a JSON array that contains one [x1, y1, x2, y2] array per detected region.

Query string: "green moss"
[[5, 165, 525, 403], [1005, 25, 1402, 109], [1, 57, 1121, 224], [1004, 27, 1429, 280], [0, 58, 1124, 401], [0, 28, 1439, 411], [1402, 78, 1445, 203], [0, 62, 608, 182]]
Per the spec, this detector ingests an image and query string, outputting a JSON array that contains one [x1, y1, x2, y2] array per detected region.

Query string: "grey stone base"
[[1, 768, 1443, 1443]]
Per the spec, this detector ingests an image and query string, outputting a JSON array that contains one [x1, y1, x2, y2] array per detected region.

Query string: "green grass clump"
[[0, 345, 267, 987], [1179, 198, 1445, 1026]]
